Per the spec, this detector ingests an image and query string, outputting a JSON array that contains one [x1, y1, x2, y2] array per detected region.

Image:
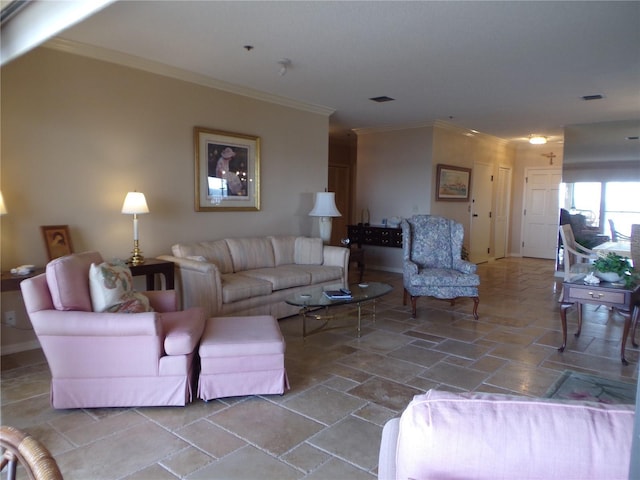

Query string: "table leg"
[[619, 309, 631, 365], [575, 302, 583, 337], [632, 305, 639, 348], [357, 303, 361, 337], [559, 303, 572, 352]]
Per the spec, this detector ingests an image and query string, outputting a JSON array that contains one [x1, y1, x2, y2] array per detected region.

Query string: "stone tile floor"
[[1, 257, 637, 479]]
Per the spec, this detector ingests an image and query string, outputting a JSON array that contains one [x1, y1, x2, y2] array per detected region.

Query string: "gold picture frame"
[[436, 164, 472, 201], [194, 127, 261, 211], [41, 225, 73, 260]]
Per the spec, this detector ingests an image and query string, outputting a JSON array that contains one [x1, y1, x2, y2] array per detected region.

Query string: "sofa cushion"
[[294, 237, 323, 265], [288, 264, 343, 284], [396, 390, 634, 480], [172, 240, 233, 274], [270, 235, 297, 266], [46, 251, 103, 311], [242, 267, 311, 291], [226, 237, 275, 271], [220, 273, 272, 303]]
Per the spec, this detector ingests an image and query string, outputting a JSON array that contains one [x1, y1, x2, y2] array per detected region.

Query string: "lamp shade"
[[0, 191, 6, 215], [121, 192, 149, 214], [309, 192, 341, 217]]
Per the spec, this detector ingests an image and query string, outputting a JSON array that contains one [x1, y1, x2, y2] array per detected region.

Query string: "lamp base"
[[128, 240, 145, 266], [318, 216, 333, 244]]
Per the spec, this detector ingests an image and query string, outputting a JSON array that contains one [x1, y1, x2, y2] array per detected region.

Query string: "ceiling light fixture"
[[529, 135, 547, 145], [277, 58, 291, 76]]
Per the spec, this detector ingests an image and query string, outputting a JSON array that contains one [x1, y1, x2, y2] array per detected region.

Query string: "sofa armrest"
[[322, 246, 350, 286], [29, 310, 160, 336], [378, 418, 399, 480], [158, 255, 222, 318]]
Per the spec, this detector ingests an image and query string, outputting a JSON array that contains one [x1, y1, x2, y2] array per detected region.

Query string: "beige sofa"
[[159, 236, 349, 320]]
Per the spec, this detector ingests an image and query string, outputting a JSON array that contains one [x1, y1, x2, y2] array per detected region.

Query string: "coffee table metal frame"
[[285, 282, 393, 338]]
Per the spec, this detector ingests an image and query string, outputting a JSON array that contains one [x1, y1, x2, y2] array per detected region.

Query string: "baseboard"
[[368, 265, 403, 274], [1, 339, 41, 355]]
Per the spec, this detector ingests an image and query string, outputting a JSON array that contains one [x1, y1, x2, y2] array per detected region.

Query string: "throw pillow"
[[89, 261, 152, 313], [294, 237, 323, 265]]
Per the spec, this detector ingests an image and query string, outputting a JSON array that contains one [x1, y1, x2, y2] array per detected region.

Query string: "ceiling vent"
[[581, 94, 604, 101], [369, 96, 395, 103]]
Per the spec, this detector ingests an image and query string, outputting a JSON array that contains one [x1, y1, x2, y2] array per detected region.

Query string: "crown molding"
[[43, 38, 335, 117], [353, 121, 436, 136]]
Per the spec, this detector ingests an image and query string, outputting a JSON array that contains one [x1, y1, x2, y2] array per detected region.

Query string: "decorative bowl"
[[595, 271, 621, 283]]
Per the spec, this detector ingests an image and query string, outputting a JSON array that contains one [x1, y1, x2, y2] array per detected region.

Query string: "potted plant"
[[592, 252, 635, 286]]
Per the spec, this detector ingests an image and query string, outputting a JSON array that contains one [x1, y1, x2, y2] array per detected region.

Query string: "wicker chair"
[[0, 426, 63, 480]]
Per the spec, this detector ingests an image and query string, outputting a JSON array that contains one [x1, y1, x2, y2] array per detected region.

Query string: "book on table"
[[323, 290, 352, 300]]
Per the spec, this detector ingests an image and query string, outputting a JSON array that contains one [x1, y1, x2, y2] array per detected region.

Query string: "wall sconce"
[[529, 135, 547, 145], [309, 192, 341, 244], [0, 191, 7, 215], [121, 191, 149, 265]]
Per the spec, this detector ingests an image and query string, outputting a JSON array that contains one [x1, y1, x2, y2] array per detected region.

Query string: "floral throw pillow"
[[89, 261, 152, 313]]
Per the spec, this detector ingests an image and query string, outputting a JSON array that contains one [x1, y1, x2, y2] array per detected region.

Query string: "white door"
[[494, 166, 512, 259], [522, 168, 562, 259], [469, 162, 493, 264]]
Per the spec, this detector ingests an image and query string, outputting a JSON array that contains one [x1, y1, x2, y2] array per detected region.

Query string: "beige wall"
[[0, 47, 330, 352], [355, 122, 518, 271]]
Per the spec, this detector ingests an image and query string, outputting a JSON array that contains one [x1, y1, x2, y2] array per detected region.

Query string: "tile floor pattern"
[[1, 257, 638, 479]]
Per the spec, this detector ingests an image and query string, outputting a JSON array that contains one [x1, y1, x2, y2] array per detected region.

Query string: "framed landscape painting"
[[194, 127, 261, 211], [436, 164, 471, 201]]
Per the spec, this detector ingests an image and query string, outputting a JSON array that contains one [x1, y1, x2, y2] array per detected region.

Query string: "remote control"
[[340, 288, 351, 295]]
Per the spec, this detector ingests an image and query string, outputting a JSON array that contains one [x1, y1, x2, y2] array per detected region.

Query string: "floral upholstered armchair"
[[401, 215, 479, 319]]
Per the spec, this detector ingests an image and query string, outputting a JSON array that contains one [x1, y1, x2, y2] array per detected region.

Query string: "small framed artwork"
[[436, 164, 472, 201], [41, 225, 73, 260], [194, 126, 261, 211]]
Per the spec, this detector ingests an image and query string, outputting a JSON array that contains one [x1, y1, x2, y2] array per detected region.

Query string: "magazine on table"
[[323, 289, 352, 299]]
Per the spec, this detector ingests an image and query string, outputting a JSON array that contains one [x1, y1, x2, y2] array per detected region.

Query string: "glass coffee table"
[[285, 282, 393, 337]]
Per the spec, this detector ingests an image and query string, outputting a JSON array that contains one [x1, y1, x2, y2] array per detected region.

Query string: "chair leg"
[[403, 288, 408, 306], [410, 296, 417, 318], [472, 296, 479, 320]]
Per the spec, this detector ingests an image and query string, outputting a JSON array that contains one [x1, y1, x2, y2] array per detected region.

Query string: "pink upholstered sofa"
[[379, 390, 635, 480], [20, 251, 205, 409]]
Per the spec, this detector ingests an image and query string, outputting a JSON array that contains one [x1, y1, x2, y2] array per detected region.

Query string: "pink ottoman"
[[197, 315, 289, 400]]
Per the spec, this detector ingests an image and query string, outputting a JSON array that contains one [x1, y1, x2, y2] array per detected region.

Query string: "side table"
[[128, 259, 174, 290], [1, 268, 45, 292], [558, 278, 640, 365]]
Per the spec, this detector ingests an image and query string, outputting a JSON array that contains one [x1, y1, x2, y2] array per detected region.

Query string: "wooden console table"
[[559, 277, 640, 365], [348, 224, 402, 248]]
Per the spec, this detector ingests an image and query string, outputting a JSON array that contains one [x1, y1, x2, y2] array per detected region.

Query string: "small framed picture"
[[436, 164, 472, 201], [41, 225, 73, 260]]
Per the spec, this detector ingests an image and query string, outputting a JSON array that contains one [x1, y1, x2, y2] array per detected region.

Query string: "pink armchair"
[[20, 251, 205, 409]]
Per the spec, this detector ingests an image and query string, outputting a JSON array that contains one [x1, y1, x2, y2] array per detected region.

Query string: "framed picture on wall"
[[436, 164, 472, 201], [194, 127, 261, 211], [41, 225, 73, 260]]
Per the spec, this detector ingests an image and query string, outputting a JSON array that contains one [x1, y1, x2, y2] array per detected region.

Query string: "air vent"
[[581, 94, 604, 101], [369, 96, 395, 103]]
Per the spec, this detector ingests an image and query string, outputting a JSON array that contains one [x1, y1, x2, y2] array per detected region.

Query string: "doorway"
[[469, 162, 492, 263], [522, 167, 562, 259], [494, 166, 512, 259]]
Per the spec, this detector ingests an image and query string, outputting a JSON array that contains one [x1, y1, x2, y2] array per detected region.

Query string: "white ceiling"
[[39, 1, 640, 147]]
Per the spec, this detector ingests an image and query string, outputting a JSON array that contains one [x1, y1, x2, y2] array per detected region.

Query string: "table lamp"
[[121, 191, 149, 265], [309, 192, 341, 244]]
